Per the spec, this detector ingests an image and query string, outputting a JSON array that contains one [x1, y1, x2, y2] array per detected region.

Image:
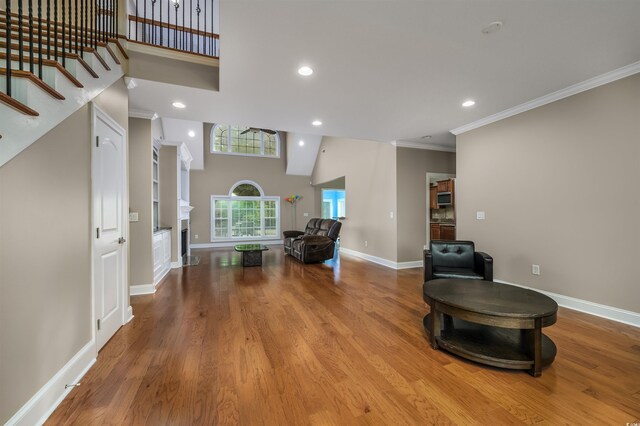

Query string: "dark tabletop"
[[234, 244, 269, 252], [423, 279, 558, 318]]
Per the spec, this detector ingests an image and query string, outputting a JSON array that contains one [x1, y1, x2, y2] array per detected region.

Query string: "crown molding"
[[128, 108, 158, 120], [451, 60, 640, 135], [392, 140, 456, 152]]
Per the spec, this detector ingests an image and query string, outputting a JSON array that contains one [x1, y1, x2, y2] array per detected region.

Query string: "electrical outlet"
[[303, 212, 309, 217], [364, 241, 368, 247], [129, 212, 139, 222], [389, 211, 394, 219], [532, 264, 540, 275], [424, 245, 428, 250], [476, 211, 485, 220], [194, 234, 199, 239]]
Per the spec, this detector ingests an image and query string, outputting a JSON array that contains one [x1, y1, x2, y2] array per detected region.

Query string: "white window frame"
[[210, 124, 280, 158], [210, 180, 281, 241]]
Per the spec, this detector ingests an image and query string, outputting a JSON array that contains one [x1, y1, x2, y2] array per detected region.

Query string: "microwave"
[[437, 192, 452, 206]]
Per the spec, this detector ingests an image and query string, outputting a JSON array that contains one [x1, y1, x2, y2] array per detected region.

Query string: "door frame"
[[90, 102, 130, 356], [426, 172, 455, 246]]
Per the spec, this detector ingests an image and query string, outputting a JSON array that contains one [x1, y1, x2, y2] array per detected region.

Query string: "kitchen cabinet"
[[430, 224, 441, 240], [440, 225, 456, 240], [437, 179, 453, 193], [429, 186, 438, 210], [430, 224, 456, 241]]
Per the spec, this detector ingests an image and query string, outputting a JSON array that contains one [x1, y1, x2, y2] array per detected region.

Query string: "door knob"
[[118, 237, 126, 244]]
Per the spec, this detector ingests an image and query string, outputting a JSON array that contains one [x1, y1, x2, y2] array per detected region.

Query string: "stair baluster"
[[18, 0, 24, 70], [4, 0, 11, 96], [46, 0, 50, 59], [60, 0, 65, 65], [38, 0, 43, 78], [28, 0, 34, 74]]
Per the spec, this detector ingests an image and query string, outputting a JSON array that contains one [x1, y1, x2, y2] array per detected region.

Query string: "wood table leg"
[[530, 319, 542, 377], [429, 304, 441, 349]]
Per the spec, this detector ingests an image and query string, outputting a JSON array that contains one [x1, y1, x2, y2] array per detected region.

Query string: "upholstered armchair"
[[424, 240, 493, 283], [283, 218, 342, 263]]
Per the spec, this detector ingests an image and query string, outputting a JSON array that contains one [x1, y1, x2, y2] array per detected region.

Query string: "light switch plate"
[[129, 212, 139, 222], [303, 213, 309, 217], [476, 211, 485, 220]]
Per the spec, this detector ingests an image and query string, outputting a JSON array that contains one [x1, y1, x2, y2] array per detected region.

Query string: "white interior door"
[[93, 105, 127, 351]]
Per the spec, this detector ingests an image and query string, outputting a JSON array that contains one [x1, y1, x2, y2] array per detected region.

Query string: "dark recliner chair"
[[283, 218, 342, 263], [424, 240, 493, 283]]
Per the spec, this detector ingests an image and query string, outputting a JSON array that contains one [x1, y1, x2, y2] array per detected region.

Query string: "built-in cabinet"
[[153, 229, 171, 283], [159, 142, 193, 267]]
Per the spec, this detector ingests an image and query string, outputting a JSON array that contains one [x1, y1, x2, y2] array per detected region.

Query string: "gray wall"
[[396, 148, 456, 262], [456, 73, 640, 312], [128, 51, 219, 91], [0, 79, 128, 423], [128, 118, 154, 286], [312, 137, 398, 262], [189, 124, 317, 244]]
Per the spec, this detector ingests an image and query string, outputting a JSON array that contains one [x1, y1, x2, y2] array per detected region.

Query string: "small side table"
[[234, 244, 269, 267]]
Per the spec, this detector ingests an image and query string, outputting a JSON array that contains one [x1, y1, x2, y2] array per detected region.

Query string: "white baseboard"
[[191, 239, 283, 249], [339, 248, 422, 270], [171, 261, 183, 269], [494, 279, 640, 328], [396, 260, 423, 269], [125, 305, 134, 324], [6, 340, 96, 426], [130, 283, 156, 296]]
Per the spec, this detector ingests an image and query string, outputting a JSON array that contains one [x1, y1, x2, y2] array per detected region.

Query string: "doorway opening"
[[426, 172, 456, 247]]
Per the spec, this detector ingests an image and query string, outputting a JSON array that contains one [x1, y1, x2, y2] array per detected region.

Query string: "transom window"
[[211, 124, 279, 157], [211, 181, 280, 240]]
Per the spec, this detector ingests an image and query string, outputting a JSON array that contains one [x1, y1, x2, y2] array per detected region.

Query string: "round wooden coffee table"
[[423, 279, 558, 377]]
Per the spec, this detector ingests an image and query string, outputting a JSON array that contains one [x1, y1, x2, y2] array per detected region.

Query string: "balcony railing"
[[128, 0, 218, 57]]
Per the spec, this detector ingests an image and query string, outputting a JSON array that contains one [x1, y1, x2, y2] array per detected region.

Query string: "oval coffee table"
[[423, 279, 558, 377]]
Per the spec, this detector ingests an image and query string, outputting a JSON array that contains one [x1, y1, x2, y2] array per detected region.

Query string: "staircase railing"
[[128, 0, 218, 57], [1, 0, 118, 98]]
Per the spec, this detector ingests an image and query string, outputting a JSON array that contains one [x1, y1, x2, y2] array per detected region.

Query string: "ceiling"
[[160, 117, 205, 169], [130, 0, 640, 151]]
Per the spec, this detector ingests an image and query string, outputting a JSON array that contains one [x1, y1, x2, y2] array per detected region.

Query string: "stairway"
[[0, 6, 127, 167]]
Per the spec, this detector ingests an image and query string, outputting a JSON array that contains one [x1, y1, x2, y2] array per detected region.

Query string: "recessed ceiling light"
[[297, 66, 313, 76], [188, 130, 196, 137], [172, 101, 186, 109], [299, 140, 305, 146], [462, 100, 476, 107], [312, 120, 322, 126]]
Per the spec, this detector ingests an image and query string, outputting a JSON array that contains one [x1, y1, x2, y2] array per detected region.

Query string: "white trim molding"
[[125, 306, 134, 324], [339, 248, 422, 270], [128, 108, 158, 120], [171, 261, 183, 269], [5, 340, 96, 426], [451, 60, 640, 135], [130, 283, 156, 296], [192, 239, 284, 249], [494, 280, 640, 328], [391, 140, 456, 152]]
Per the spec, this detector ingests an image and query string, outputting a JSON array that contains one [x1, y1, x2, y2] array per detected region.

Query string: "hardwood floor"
[[48, 248, 640, 425]]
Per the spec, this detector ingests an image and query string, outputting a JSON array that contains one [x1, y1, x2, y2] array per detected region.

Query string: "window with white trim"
[[211, 181, 280, 240], [211, 124, 279, 157]]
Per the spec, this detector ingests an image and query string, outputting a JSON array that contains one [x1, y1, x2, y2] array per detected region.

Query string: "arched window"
[[211, 124, 280, 157], [211, 180, 280, 240]]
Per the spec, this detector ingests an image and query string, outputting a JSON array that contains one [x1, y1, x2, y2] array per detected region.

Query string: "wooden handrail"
[[128, 15, 219, 39]]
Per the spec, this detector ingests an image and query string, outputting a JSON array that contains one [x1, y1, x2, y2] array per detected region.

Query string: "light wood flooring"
[[48, 248, 640, 425]]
